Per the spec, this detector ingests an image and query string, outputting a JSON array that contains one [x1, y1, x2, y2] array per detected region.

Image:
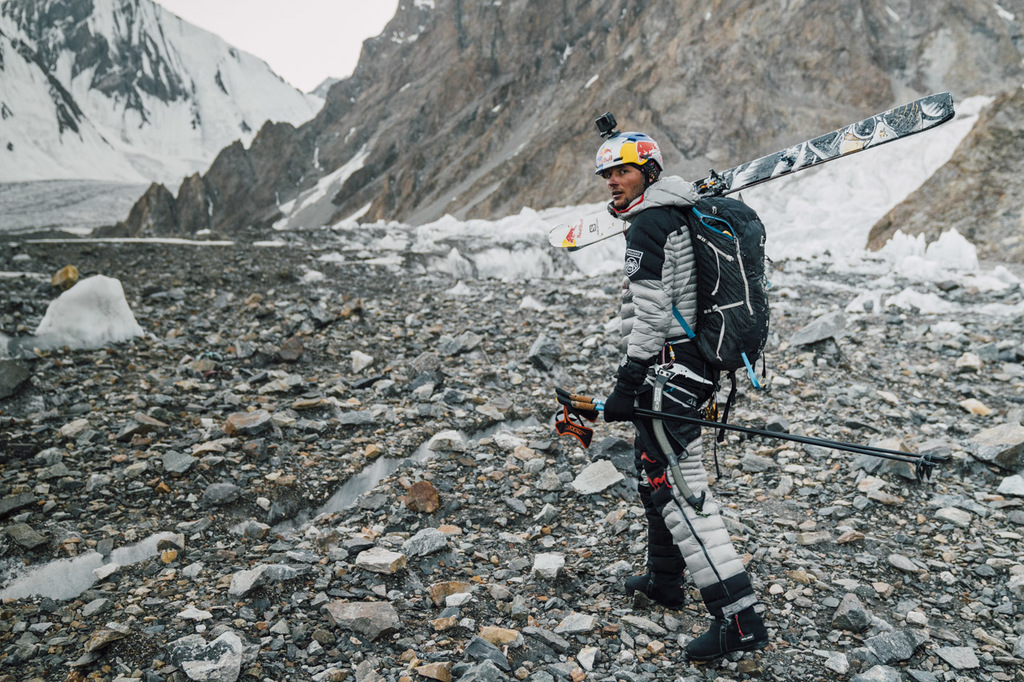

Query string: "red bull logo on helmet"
[[597, 146, 617, 166], [636, 140, 657, 161]]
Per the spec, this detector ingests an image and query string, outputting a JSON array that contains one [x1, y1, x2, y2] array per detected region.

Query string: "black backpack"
[[672, 196, 770, 383]]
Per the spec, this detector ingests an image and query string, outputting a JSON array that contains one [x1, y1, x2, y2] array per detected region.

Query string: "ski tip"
[[924, 91, 955, 124]]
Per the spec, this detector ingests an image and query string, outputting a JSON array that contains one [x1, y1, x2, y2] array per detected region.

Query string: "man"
[[594, 130, 769, 661]]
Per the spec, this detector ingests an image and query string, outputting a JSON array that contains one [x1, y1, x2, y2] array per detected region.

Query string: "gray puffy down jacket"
[[614, 176, 699, 362]]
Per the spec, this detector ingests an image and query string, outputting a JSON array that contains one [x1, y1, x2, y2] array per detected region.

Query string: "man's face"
[[601, 164, 646, 210]]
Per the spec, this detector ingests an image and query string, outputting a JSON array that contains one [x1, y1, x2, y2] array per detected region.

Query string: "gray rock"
[[918, 439, 952, 460], [228, 564, 300, 597], [789, 310, 846, 346], [532, 552, 565, 579], [996, 474, 1024, 497], [935, 646, 980, 669], [338, 410, 377, 426], [740, 453, 775, 472], [6, 523, 47, 549], [533, 503, 558, 525], [201, 482, 242, 507], [967, 422, 1024, 471], [0, 493, 37, 519], [851, 666, 902, 682], [590, 436, 635, 473], [0, 359, 31, 399], [833, 593, 871, 633], [864, 628, 928, 665], [572, 459, 624, 494], [522, 626, 570, 653], [81, 598, 112, 617], [169, 631, 243, 682], [621, 614, 667, 636], [355, 547, 406, 574], [402, 528, 448, 557], [323, 601, 400, 640], [528, 334, 561, 371], [934, 507, 972, 527], [455, 660, 511, 682], [821, 650, 849, 674], [162, 450, 197, 474], [502, 496, 527, 515], [463, 635, 511, 671], [906, 671, 940, 682], [888, 553, 922, 573], [552, 612, 596, 635]]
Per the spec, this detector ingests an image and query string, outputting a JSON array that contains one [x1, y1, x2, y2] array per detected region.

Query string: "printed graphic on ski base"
[[550, 214, 627, 251], [549, 91, 955, 251]]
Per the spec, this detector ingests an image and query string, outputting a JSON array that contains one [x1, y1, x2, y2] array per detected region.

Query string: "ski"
[[548, 213, 627, 251], [548, 91, 955, 251]]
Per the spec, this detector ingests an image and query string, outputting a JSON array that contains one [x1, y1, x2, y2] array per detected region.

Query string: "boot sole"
[[686, 636, 769, 662]]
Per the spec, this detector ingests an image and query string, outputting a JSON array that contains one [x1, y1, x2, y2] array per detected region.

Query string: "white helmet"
[[594, 132, 664, 176]]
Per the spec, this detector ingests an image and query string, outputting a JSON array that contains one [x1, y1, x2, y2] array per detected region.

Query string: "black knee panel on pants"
[[700, 572, 755, 618]]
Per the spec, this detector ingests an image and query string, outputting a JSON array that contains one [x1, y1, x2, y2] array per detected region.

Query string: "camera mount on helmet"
[[595, 112, 620, 139]]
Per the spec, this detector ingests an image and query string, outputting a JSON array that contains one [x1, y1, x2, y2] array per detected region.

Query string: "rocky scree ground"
[[0, 233, 1022, 682]]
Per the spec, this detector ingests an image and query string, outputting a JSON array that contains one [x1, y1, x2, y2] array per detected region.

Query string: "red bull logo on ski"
[[561, 220, 583, 247]]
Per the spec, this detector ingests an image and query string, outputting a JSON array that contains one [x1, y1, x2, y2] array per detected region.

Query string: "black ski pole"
[[631, 407, 949, 481]]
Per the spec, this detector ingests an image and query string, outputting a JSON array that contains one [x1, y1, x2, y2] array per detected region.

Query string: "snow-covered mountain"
[[0, 0, 322, 184], [106, 0, 1024, 261]]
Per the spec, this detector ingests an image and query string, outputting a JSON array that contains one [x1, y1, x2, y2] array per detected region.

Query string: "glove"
[[603, 356, 649, 423], [602, 386, 635, 422]]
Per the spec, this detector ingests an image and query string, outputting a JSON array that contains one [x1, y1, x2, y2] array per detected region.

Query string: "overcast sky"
[[155, 0, 399, 92]]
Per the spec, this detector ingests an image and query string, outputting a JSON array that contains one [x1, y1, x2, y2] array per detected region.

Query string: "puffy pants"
[[632, 364, 758, 619]]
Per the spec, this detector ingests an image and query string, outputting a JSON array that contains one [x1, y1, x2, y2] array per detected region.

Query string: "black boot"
[[624, 482, 686, 608], [624, 571, 686, 608], [685, 606, 769, 661]]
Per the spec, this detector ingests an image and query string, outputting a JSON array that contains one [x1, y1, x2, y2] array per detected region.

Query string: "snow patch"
[[994, 3, 1015, 22], [31, 275, 144, 352], [273, 148, 370, 230]]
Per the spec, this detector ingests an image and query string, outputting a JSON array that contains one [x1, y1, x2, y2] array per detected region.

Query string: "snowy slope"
[[0, 28, 147, 182], [0, 0, 322, 184]]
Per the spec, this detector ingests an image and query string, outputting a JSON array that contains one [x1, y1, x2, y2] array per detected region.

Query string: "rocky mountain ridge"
[[0, 0, 321, 184], [110, 0, 1024, 261]]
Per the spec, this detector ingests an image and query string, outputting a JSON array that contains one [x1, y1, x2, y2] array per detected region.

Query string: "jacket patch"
[[624, 248, 644, 277]]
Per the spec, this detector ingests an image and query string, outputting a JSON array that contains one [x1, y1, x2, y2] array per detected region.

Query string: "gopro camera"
[[595, 112, 620, 139]]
